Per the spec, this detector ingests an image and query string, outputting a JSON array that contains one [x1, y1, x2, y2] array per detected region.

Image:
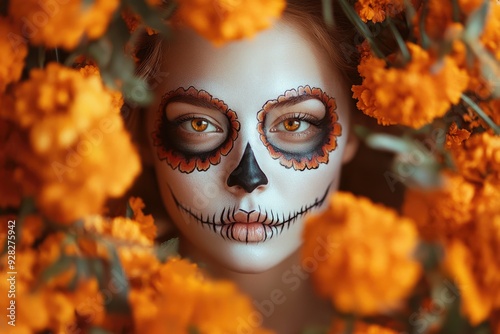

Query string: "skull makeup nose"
[[227, 143, 268, 193]]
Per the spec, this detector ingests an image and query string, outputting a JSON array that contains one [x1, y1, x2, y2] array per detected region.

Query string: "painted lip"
[[231, 223, 266, 242], [169, 183, 331, 243]]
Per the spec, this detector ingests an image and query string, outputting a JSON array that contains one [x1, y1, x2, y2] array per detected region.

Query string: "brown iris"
[[284, 119, 301, 131], [191, 118, 209, 132]]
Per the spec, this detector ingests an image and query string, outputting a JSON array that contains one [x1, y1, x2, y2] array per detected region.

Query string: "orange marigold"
[[329, 320, 399, 334], [403, 171, 476, 241], [302, 192, 421, 315], [443, 212, 500, 325], [173, 0, 286, 45], [446, 122, 471, 149], [0, 17, 27, 92], [10, 63, 141, 224], [9, 0, 119, 49], [130, 257, 274, 334], [451, 131, 500, 185], [419, 0, 492, 40], [352, 43, 469, 128], [355, 0, 404, 23], [128, 196, 157, 242]]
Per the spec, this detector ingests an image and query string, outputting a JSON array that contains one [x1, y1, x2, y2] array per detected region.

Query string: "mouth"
[[169, 184, 331, 243]]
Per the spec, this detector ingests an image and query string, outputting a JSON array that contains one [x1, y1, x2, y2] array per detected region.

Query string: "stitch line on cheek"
[[151, 86, 240, 173], [256, 85, 342, 171]]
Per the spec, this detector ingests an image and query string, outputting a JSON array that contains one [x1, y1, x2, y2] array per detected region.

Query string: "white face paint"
[[146, 19, 354, 273]]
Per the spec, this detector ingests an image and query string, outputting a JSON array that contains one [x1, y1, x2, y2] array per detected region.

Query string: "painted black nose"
[[227, 144, 268, 193]]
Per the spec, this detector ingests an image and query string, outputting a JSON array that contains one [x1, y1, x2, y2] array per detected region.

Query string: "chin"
[[179, 231, 302, 274], [203, 238, 301, 275]]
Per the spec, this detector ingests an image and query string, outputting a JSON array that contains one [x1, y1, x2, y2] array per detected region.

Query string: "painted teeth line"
[[169, 183, 331, 241]]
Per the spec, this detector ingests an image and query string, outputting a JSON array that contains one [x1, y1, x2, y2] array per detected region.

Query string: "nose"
[[227, 143, 268, 193]]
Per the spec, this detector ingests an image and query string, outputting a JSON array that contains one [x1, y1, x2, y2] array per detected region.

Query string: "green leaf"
[[37, 255, 74, 288], [102, 240, 131, 314], [461, 94, 500, 134], [157, 237, 179, 262], [463, 0, 490, 42], [125, 201, 134, 219]]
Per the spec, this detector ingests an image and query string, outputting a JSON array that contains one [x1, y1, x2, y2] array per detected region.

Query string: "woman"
[[129, 1, 360, 332]]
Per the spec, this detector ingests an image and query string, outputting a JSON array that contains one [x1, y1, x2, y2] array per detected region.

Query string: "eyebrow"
[[165, 95, 221, 111], [271, 94, 320, 109]]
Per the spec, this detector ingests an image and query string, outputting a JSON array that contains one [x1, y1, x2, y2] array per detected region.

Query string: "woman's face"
[[146, 20, 355, 273]]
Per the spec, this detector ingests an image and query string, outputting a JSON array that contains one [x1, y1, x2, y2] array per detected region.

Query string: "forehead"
[[157, 20, 346, 112]]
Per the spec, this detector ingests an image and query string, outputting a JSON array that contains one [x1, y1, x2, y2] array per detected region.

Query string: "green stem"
[[450, 0, 461, 22], [322, 0, 335, 27], [419, 0, 431, 49], [461, 94, 500, 134], [337, 0, 386, 59], [387, 17, 411, 64]]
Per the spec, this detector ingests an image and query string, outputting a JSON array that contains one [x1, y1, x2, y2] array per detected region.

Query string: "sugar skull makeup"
[[152, 86, 240, 173], [257, 85, 342, 170], [146, 20, 355, 273]]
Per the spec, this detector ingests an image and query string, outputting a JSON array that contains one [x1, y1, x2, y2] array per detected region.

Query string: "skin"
[[144, 18, 357, 333]]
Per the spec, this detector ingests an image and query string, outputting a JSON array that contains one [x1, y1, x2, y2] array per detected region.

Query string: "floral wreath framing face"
[[257, 85, 342, 171], [152, 86, 240, 173]]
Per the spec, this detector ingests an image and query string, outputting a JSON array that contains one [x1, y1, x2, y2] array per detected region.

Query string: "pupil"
[[192, 119, 208, 131]]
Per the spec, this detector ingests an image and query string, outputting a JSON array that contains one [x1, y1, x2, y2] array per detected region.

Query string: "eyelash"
[[273, 112, 322, 128]]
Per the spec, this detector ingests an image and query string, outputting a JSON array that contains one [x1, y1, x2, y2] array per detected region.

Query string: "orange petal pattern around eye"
[[152, 87, 240, 173], [257, 85, 342, 171]]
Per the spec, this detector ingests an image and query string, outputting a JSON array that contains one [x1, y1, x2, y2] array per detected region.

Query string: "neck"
[[178, 237, 333, 334]]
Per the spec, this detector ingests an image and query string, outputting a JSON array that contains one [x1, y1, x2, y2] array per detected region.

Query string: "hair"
[[132, 0, 361, 90]]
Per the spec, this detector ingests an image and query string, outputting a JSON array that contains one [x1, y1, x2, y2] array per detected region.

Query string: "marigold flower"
[[420, 0, 492, 40], [10, 63, 140, 224], [9, 0, 120, 49], [352, 43, 469, 128], [130, 257, 274, 333], [128, 196, 156, 242], [451, 132, 500, 185], [303, 192, 421, 315], [0, 17, 27, 93], [355, 0, 404, 23], [329, 320, 399, 334], [403, 171, 476, 241], [173, 0, 286, 45], [444, 219, 500, 325], [446, 123, 471, 149]]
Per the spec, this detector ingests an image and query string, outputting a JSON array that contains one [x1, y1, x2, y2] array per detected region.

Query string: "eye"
[[271, 118, 312, 133], [179, 117, 222, 133]]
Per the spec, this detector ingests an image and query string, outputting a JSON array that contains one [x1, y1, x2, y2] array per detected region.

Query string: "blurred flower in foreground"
[[404, 131, 500, 325], [355, 0, 404, 23], [302, 192, 421, 315], [9, 0, 120, 49], [0, 17, 27, 93], [173, 0, 286, 45], [329, 320, 399, 334], [352, 43, 469, 128], [130, 257, 274, 334], [3, 63, 140, 224]]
